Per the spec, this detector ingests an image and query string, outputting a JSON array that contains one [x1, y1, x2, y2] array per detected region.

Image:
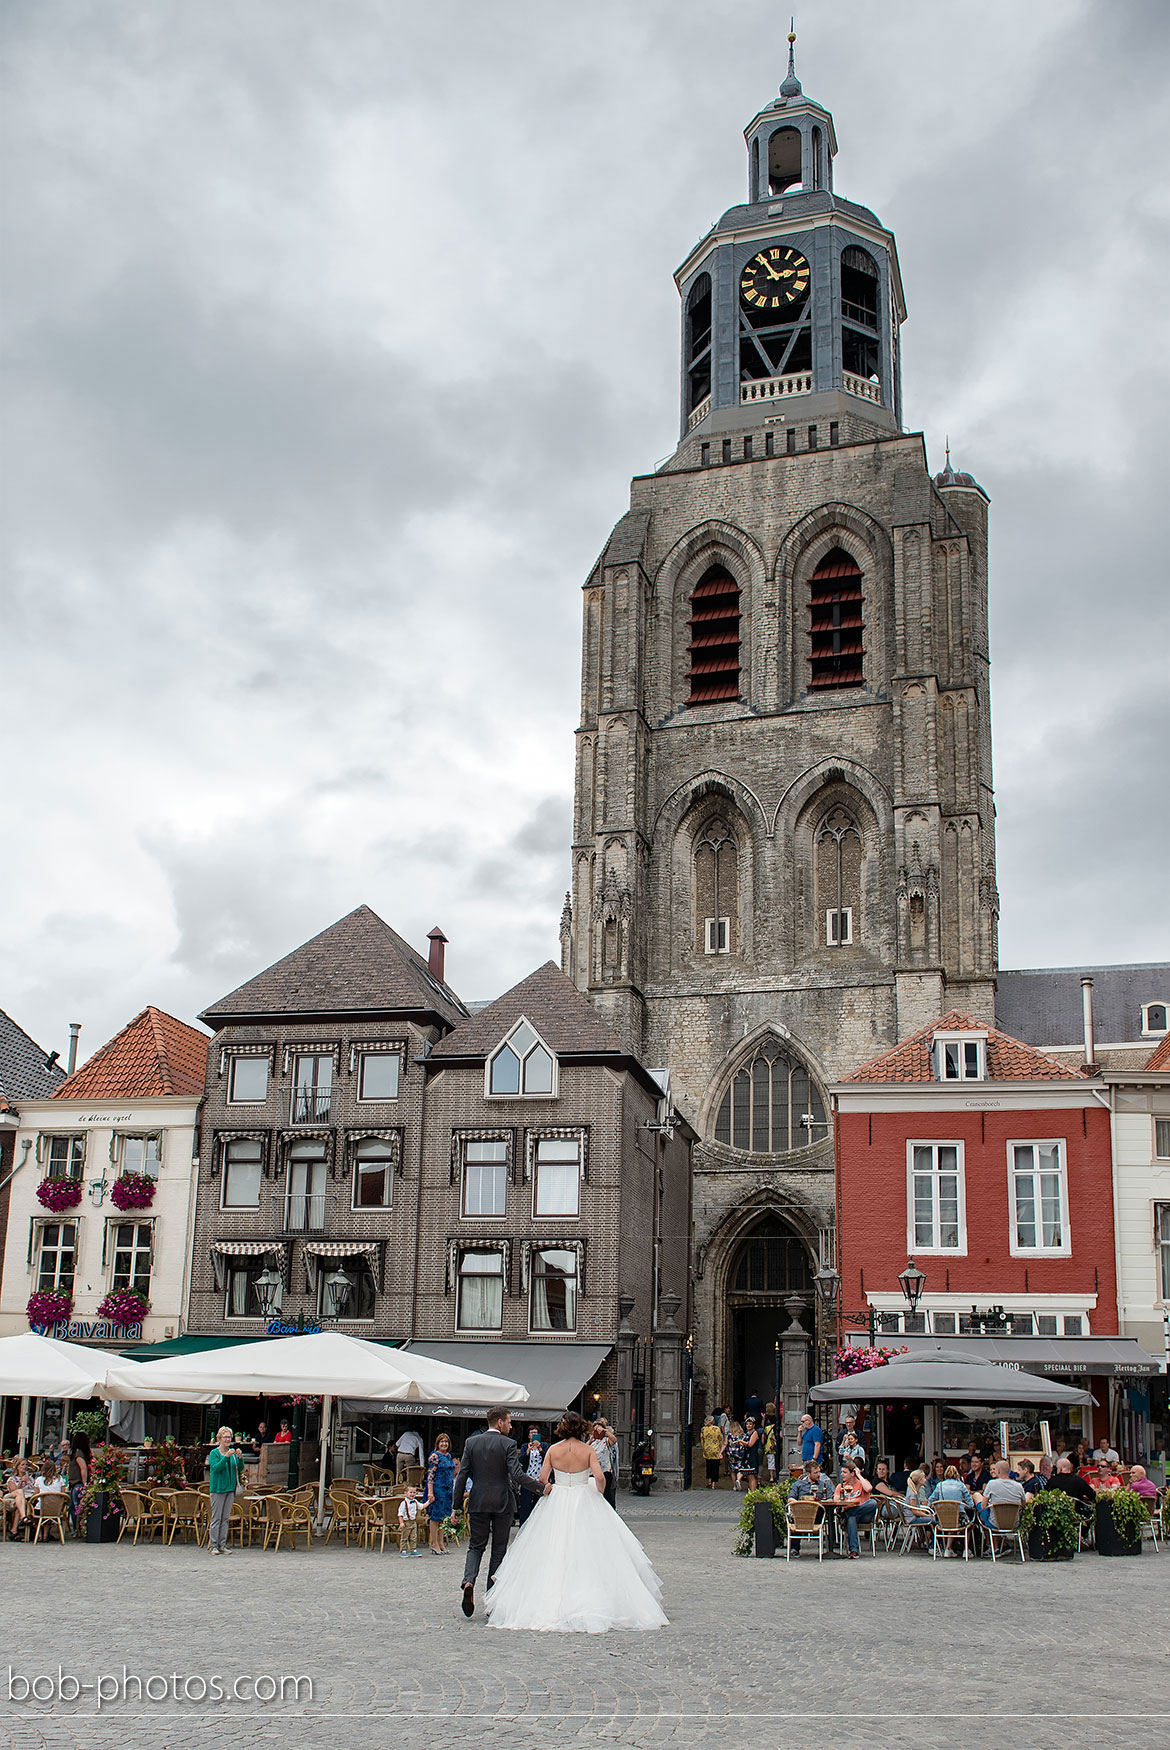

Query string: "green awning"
[[123, 1333, 405, 1362]]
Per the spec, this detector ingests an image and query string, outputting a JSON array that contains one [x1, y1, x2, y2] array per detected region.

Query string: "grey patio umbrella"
[[809, 1346, 1095, 1406]]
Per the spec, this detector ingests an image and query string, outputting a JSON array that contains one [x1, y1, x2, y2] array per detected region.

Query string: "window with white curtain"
[[352, 1139, 394, 1209], [533, 1138, 580, 1217], [529, 1249, 578, 1333], [907, 1142, 965, 1252], [1009, 1141, 1069, 1253], [457, 1251, 503, 1331], [225, 1260, 280, 1320]]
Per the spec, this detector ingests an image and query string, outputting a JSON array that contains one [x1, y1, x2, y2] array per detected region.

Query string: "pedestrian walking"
[[699, 1414, 725, 1488]]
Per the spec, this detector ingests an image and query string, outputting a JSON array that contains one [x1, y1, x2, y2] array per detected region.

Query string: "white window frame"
[[227, 1055, 270, 1104], [462, 1139, 508, 1219], [1140, 1002, 1169, 1036], [114, 1133, 163, 1179], [456, 1248, 505, 1332], [905, 1140, 966, 1255], [485, 1017, 558, 1100], [1007, 1139, 1071, 1257], [826, 907, 853, 946], [527, 1246, 579, 1334], [316, 1259, 376, 1322], [704, 916, 730, 955], [932, 1032, 987, 1082], [356, 1050, 401, 1103], [109, 1220, 153, 1296], [351, 1139, 395, 1212], [220, 1140, 264, 1211], [41, 1134, 86, 1180], [1155, 1202, 1170, 1305], [36, 1220, 78, 1293], [1153, 1119, 1170, 1161], [532, 1136, 582, 1219]]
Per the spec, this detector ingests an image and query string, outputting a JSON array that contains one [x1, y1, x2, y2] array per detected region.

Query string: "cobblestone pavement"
[[1, 1492, 1165, 1750]]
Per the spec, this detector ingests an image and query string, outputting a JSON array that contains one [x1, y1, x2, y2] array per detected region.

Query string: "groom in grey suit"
[[453, 1406, 545, 1616]]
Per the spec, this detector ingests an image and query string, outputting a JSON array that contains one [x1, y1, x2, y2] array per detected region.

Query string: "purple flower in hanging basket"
[[832, 1343, 908, 1378], [96, 1289, 150, 1327], [110, 1173, 156, 1211], [28, 1289, 73, 1325], [36, 1176, 84, 1212]]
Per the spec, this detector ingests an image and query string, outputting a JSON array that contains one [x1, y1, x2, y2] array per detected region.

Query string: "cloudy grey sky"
[[3, 0, 1167, 1059]]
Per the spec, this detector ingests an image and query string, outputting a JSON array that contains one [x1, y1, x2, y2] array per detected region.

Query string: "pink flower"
[[35, 1177, 84, 1212], [96, 1289, 150, 1327], [28, 1289, 73, 1326], [110, 1174, 156, 1211]]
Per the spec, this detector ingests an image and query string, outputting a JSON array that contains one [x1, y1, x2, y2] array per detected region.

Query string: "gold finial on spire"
[[781, 17, 802, 96]]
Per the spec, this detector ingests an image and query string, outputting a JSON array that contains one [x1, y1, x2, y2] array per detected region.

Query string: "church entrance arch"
[[724, 1213, 812, 1417]]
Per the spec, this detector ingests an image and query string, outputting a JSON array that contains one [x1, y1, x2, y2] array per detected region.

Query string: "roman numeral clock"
[[739, 246, 810, 310]]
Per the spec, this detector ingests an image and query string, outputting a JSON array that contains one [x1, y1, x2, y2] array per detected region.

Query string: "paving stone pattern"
[[1, 1493, 1165, 1750]]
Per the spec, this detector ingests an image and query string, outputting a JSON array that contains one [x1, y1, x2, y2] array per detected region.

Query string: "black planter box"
[[84, 1492, 122, 1543], [1094, 1498, 1142, 1557], [753, 1500, 777, 1557], [1027, 1527, 1075, 1562]]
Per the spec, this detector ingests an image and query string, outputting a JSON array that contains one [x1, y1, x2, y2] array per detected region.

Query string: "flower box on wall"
[[35, 1177, 83, 1213], [109, 1174, 156, 1212], [27, 1290, 73, 1326], [96, 1289, 151, 1328]]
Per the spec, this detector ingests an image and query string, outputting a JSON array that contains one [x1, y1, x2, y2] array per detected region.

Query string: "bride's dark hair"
[[555, 1411, 589, 1442]]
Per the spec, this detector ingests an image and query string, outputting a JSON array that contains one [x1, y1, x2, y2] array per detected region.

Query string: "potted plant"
[[79, 1442, 128, 1543], [27, 1288, 73, 1328], [109, 1173, 156, 1212], [146, 1437, 187, 1489], [733, 1481, 792, 1556], [35, 1177, 83, 1213], [1020, 1487, 1082, 1561], [96, 1288, 150, 1328], [1095, 1486, 1146, 1557]]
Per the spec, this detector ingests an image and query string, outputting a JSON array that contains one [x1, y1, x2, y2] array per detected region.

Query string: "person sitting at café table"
[[1047, 1457, 1096, 1505], [833, 1460, 876, 1560], [871, 1460, 902, 1500], [929, 1457, 947, 1484], [837, 1428, 867, 1473], [790, 1459, 834, 1554], [964, 1452, 991, 1495], [273, 1420, 293, 1445], [1017, 1459, 1044, 1496], [1094, 1461, 1123, 1491], [902, 1469, 935, 1520], [973, 1460, 1026, 1533], [1072, 1439, 1092, 1471], [4, 1458, 32, 1528], [1127, 1465, 1158, 1500], [1093, 1439, 1120, 1466], [928, 1464, 975, 1557], [35, 1460, 65, 1496]]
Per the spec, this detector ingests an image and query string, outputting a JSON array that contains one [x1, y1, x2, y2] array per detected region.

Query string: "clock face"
[[739, 246, 810, 311]]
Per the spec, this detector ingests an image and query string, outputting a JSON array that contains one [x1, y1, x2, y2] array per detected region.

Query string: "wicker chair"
[[931, 1498, 974, 1561], [167, 1490, 204, 1546], [986, 1501, 1026, 1563], [118, 1489, 165, 1546], [232, 1494, 263, 1549], [785, 1497, 827, 1562], [360, 1495, 400, 1554], [32, 1492, 70, 1545], [325, 1486, 360, 1546], [262, 1494, 313, 1552]]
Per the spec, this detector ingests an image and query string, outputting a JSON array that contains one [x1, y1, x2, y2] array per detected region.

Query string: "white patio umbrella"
[[104, 1331, 529, 1522], [0, 1332, 218, 1455]]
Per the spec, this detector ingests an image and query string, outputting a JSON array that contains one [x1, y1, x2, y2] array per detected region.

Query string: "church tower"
[[565, 37, 998, 1410]]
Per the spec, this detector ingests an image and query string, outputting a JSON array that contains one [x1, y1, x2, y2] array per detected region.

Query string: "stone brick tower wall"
[[563, 45, 998, 1412]]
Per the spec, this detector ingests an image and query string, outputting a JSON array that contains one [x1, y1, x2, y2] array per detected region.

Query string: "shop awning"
[[401, 1340, 611, 1418], [896, 1335, 1161, 1378], [124, 1333, 404, 1361]]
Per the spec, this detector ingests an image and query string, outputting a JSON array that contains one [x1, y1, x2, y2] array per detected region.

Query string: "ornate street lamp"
[[897, 1258, 926, 1313], [254, 1264, 282, 1318], [323, 1266, 354, 1320], [814, 1262, 841, 1311]]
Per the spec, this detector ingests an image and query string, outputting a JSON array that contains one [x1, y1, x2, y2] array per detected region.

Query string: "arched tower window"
[[750, 138, 760, 204], [811, 126, 823, 190], [841, 246, 880, 383], [768, 127, 802, 195], [695, 818, 738, 954], [685, 274, 712, 415], [714, 1041, 828, 1152], [687, 565, 741, 704], [809, 547, 864, 690], [731, 1216, 811, 1293], [816, 805, 862, 946]]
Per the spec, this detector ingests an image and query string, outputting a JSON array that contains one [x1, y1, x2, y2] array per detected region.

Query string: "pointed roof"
[[841, 1010, 1089, 1084], [53, 1008, 208, 1101], [429, 962, 626, 1060], [1146, 1032, 1170, 1072], [0, 1007, 66, 1110], [199, 905, 466, 1027]]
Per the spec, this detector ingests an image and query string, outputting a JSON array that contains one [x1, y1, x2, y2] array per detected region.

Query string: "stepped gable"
[[1146, 1032, 1170, 1071], [0, 1007, 66, 1110], [430, 961, 626, 1060], [842, 1009, 1089, 1084], [199, 905, 465, 1026], [54, 1007, 208, 1100]]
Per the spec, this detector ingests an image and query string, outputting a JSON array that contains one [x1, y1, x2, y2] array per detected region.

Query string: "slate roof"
[[841, 1010, 1088, 1084], [0, 1007, 66, 1110], [52, 1008, 208, 1101], [199, 906, 466, 1027], [995, 963, 1170, 1049], [430, 961, 626, 1060], [1146, 1033, 1170, 1072]]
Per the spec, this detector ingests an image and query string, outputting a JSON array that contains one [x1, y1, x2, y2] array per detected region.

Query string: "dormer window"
[[932, 1033, 986, 1082], [487, 1019, 557, 1099], [1141, 1003, 1168, 1036]]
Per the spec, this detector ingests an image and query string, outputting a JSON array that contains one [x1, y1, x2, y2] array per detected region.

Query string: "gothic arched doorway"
[[726, 1214, 812, 1416]]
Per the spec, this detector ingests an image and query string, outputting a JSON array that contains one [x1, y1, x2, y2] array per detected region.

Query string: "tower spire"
[[780, 18, 803, 98]]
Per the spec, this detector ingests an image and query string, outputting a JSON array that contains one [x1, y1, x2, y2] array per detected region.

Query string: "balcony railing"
[[283, 1193, 327, 1232], [287, 1087, 333, 1124], [686, 394, 712, 431], [740, 373, 812, 404], [843, 371, 882, 404]]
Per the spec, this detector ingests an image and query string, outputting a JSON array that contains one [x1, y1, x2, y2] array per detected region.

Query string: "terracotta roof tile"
[[430, 962, 626, 1060], [53, 1008, 208, 1100], [842, 1009, 1089, 1084], [1146, 1032, 1170, 1071]]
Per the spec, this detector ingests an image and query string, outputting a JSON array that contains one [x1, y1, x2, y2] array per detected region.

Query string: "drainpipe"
[[67, 1023, 82, 1075], [1080, 978, 1095, 1072]]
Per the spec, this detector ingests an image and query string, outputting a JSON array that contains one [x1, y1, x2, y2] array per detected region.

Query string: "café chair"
[[232, 1495, 263, 1548], [785, 1498, 826, 1563], [360, 1496, 399, 1554], [985, 1501, 1026, 1563], [117, 1489, 165, 1546], [325, 1486, 360, 1546], [33, 1493, 69, 1545], [262, 1493, 313, 1552], [166, 1491, 204, 1546], [931, 1499, 974, 1561]]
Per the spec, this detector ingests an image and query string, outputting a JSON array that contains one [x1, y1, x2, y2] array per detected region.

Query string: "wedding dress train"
[[484, 1469, 667, 1633]]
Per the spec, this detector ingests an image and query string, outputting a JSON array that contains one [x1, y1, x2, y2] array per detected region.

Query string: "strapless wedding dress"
[[484, 1468, 667, 1633]]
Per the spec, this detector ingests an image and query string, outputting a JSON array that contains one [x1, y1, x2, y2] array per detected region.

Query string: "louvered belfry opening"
[[809, 547, 864, 689], [687, 565, 741, 704]]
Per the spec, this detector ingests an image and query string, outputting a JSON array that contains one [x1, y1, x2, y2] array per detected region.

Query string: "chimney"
[[427, 927, 448, 985], [67, 1022, 82, 1075], [1081, 977, 1095, 1070]]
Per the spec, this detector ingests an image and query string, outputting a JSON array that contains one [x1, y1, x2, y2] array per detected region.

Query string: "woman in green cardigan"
[[207, 1426, 243, 1554]]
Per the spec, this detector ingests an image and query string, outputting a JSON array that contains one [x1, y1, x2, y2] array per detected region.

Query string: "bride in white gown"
[[485, 1412, 667, 1633]]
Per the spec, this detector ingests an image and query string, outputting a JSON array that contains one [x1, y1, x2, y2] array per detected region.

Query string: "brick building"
[[185, 907, 694, 1482], [563, 41, 997, 1418], [831, 1011, 1159, 1464]]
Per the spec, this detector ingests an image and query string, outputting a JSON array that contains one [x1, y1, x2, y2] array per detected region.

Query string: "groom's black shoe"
[[460, 1582, 475, 1617]]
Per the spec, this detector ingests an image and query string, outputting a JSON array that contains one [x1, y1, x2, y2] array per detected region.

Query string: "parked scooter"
[[630, 1429, 656, 1495]]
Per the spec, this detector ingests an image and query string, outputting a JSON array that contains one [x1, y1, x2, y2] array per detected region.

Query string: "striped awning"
[[300, 1239, 381, 1293], [209, 1239, 288, 1287]]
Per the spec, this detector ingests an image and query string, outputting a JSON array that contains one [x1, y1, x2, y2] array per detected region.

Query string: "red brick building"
[[830, 1012, 1156, 1462]]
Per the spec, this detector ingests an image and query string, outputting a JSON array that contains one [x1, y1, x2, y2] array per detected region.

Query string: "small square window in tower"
[[809, 547, 864, 689], [687, 567, 741, 704]]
